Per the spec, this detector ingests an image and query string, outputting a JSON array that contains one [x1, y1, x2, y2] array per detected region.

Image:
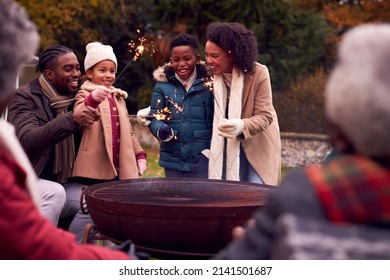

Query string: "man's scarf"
[[208, 67, 244, 181], [307, 155, 390, 224], [39, 74, 75, 184]]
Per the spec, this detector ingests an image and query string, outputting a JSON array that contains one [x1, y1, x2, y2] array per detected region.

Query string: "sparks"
[[204, 75, 224, 117], [204, 75, 214, 92], [153, 107, 172, 121], [114, 27, 156, 83], [128, 28, 156, 62]]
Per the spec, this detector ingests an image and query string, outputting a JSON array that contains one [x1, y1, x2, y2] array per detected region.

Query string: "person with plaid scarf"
[[213, 23, 390, 260]]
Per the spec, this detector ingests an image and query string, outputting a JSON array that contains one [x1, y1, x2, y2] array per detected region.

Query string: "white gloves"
[[218, 118, 244, 139], [137, 159, 147, 176], [137, 106, 151, 126]]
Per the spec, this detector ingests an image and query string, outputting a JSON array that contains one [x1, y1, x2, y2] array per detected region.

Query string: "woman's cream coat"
[[209, 63, 281, 185]]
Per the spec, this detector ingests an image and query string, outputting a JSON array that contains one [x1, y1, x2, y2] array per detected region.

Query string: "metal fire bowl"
[[84, 178, 273, 255]]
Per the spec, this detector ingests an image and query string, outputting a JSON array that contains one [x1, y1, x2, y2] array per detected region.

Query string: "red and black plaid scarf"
[[306, 155, 390, 224]]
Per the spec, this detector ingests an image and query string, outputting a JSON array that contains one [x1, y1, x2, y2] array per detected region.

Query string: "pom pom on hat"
[[84, 42, 117, 71]]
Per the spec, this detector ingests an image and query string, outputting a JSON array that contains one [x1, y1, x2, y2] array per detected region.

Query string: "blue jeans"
[[240, 147, 264, 184]]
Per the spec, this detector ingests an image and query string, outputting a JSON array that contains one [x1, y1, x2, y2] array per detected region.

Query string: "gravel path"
[[282, 138, 332, 167], [133, 122, 332, 168]]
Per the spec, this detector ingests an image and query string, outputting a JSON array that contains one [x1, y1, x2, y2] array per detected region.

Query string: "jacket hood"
[[153, 61, 209, 83], [81, 80, 128, 99]]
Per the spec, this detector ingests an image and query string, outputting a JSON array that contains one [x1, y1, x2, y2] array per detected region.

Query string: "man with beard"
[[8, 45, 99, 242]]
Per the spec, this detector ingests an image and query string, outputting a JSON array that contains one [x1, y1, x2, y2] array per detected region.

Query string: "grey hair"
[[326, 23, 390, 157], [0, 0, 39, 100]]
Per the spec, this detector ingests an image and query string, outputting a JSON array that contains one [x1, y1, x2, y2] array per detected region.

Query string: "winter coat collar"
[[81, 80, 128, 99], [153, 62, 209, 83]]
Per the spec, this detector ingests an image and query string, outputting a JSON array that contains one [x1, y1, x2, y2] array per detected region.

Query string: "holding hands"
[[91, 87, 111, 103], [218, 118, 244, 139]]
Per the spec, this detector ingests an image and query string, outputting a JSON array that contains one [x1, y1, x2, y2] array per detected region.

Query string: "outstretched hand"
[[136, 106, 151, 127], [91, 87, 111, 103]]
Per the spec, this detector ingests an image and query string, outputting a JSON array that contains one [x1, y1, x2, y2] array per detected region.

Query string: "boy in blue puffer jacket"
[[138, 34, 214, 178]]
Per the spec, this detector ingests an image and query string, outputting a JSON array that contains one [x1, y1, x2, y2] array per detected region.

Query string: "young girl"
[[72, 42, 147, 183]]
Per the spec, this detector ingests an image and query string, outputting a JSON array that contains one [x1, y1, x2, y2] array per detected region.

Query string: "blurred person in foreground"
[[0, 0, 131, 259], [213, 23, 390, 259]]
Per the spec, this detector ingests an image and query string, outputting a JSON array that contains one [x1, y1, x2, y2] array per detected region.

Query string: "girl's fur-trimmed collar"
[[80, 80, 128, 99]]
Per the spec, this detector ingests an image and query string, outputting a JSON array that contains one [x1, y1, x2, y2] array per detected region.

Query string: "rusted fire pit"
[[84, 178, 273, 259]]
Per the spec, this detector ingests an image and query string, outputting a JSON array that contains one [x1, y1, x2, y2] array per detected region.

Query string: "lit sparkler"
[[127, 99, 174, 121], [204, 75, 214, 92], [204, 75, 224, 117], [114, 27, 156, 83]]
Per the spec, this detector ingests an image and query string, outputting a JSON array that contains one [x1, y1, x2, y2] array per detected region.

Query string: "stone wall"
[[132, 120, 332, 168]]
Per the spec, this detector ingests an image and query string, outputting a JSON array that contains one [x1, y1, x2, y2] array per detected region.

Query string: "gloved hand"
[[91, 87, 111, 102], [136, 106, 151, 126], [137, 159, 147, 176], [218, 118, 244, 139], [157, 125, 174, 142], [116, 239, 150, 260]]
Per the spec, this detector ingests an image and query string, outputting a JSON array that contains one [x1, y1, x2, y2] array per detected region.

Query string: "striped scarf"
[[39, 74, 75, 184], [307, 155, 390, 224]]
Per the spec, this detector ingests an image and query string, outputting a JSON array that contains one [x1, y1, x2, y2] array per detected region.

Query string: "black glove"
[[157, 125, 173, 141], [117, 239, 150, 260]]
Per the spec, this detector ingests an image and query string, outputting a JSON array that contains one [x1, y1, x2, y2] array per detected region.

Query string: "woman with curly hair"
[[205, 22, 281, 185]]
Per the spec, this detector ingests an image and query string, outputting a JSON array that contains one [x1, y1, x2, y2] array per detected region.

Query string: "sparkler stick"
[[114, 28, 155, 84], [126, 114, 155, 120]]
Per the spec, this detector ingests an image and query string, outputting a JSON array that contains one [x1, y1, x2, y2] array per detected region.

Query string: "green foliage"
[[274, 67, 327, 134], [151, 0, 332, 91], [140, 146, 164, 178], [255, 2, 333, 90], [18, 0, 156, 113], [17, 0, 334, 132]]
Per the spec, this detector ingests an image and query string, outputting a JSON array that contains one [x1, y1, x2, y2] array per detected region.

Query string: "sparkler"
[[127, 108, 172, 121], [114, 27, 156, 83], [127, 99, 174, 121], [204, 75, 224, 117]]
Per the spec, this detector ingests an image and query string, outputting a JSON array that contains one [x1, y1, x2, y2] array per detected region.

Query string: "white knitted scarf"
[[0, 119, 40, 209], [209, 67, 244, 180]]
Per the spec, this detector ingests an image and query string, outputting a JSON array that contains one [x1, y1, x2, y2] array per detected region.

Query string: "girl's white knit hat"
[[84, 42, 117, 71]]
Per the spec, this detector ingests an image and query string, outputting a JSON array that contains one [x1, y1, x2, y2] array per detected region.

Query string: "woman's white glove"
[[218, 118, 244, 139], [137, 106, 151, 126], [137, 159, 147, 176]]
